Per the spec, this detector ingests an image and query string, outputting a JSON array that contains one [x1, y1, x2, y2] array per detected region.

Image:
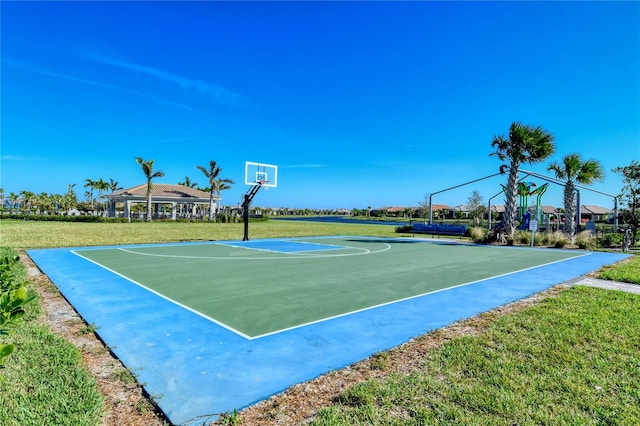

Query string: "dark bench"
[[410, 223, 468, 237]]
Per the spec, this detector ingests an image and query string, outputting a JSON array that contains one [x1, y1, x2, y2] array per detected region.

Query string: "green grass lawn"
[[0, 248, 104, 425], [311, 286, 640, 425], [598, 254, 640, 284], [0, 219, 404, 249], [1, 220, 638, 426]]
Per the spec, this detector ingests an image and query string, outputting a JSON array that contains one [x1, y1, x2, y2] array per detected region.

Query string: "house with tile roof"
[[581, 205, 613, 223], [106, 183, 218, 221]]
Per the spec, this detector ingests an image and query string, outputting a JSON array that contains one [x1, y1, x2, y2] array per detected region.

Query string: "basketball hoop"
[[243, 161, 278, 241], [245, 162, 278, 189]]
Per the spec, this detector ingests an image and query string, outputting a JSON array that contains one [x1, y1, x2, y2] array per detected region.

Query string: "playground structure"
[[512, 182, 549, 230], [428, 168, 619, 232]]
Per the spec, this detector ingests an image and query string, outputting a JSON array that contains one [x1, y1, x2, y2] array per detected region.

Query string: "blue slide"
[[518, 211, 531, 230]]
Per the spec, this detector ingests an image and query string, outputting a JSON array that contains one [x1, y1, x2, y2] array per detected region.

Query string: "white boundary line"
[[115, 242, 392, 260], [215, 239, 347, 254], [71, 240, 590, 341], [70, 250, 254, 340], [249, 252, 592, 339]]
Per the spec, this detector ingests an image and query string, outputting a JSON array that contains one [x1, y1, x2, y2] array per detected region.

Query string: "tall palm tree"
[[196, 160, 234, 221], [84, 178, 97, 209], [490, 122, 555, 238], [8, 192, 19, 212], [548, 153, 604, 241], [37, 192, 53, 213], [135, 157, 165, 221], [64, 184, 78, 212], [51, 194, 64, 213], [19, 190, 35, 213], [94, 178, 109, 212]]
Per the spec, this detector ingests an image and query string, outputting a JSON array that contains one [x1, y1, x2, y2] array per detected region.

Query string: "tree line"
[[1, 157, 235, 222]]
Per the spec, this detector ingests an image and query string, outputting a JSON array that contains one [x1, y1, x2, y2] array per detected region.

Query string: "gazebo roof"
[[107, 183, 217, 203]]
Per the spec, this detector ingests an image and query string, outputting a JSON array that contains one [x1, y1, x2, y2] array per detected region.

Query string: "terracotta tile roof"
[[110, 184, 216, 200], [376, 206, 407, 213], [431, 204, 451, 211]]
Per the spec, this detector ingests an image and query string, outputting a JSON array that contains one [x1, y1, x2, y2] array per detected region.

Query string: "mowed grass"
[[0, 219, 403, 249], [2, 220, 638, 425], [312, 286, 640, 425], [0, 247, 104, 425], [598, 254, 640, 284]]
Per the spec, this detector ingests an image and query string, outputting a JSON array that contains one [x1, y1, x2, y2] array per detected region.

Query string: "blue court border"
[[27, 237, 629, 425]]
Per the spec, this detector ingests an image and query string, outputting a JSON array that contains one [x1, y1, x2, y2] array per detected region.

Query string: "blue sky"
[[1, 1, 639, 210]]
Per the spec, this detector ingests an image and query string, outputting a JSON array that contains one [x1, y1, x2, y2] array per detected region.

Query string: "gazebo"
[[106, 183, 218, 221]]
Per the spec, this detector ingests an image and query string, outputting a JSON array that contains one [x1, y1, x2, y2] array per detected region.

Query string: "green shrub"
[[0, 213, 105, 223], [514, 230, 531, 245], [469, 226, 488, 243], [538, 232, 554, 246], [395, 225, 413, 233], [575, 231, 595, 250], [552, 231, 570, 248], [511, 231, 575, 247], [0, 249, 37, 367], [601, 232, 622, 248]]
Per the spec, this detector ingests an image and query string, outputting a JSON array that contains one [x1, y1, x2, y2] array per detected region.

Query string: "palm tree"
[[64, 184, 78, 212], [548, 153, 604, 241], [37, 192, 53, 213], [84, 178, 97, 209], [108, 178, 122, 192], [196, 160, 234, 221], [94, 178, 109, 212], [490, 122, 555, 238], [135, 157, 165, 221], [8, 192, 19, 212], [51, 194, 64, 214], [19, 190, 35, 213], [178, 176, 198, 188]]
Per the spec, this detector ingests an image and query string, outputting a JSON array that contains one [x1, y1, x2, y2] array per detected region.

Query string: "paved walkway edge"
[[566, 276, 640, 295]]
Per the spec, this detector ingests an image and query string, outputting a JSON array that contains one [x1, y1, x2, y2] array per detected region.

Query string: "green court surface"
[[74, 237, 582, 338]]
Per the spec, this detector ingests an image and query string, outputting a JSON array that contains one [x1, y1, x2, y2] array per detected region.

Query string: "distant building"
[[453, 204, 471, 218], [373, 206, 409, 217], [581, 205, 613, 223]]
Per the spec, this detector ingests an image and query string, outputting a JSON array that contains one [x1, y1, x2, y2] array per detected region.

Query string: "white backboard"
[[244, 161, 278, 188]]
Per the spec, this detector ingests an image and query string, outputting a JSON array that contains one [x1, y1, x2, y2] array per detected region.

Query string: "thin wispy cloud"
[[4, 58, 129, 93], [3, 57, 211, 115], [88, 54, 251, 109]]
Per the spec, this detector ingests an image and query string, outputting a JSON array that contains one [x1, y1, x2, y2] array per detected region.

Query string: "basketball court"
[[27, 237, 629, 425]]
